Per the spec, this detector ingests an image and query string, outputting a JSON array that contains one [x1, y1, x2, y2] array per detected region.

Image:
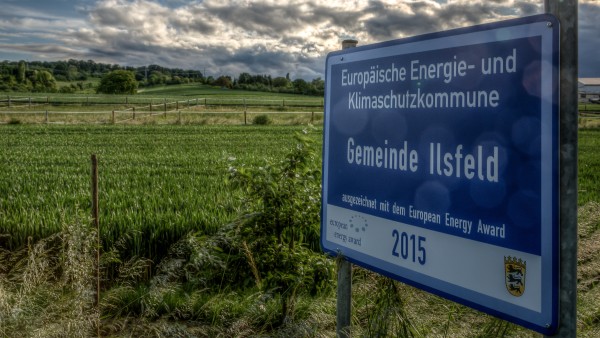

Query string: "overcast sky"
[[0, 0, 598, 80]]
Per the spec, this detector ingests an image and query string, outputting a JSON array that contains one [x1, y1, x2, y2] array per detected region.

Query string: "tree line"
[[0, 59, 324, 96]]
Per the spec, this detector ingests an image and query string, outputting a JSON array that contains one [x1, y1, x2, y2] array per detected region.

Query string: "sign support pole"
[[336, 255, 352, 338], [545, 1, 578, 337], [336, 38, 358, 338]]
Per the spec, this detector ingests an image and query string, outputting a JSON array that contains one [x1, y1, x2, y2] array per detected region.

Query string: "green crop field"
[[0, 124, 321, 259], [1, 123, 600, 337]]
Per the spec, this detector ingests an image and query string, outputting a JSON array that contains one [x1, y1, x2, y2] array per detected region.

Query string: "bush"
[[97, 70, 138, 94], [225, 128, 332, 317], [253, 114, 271, 125]]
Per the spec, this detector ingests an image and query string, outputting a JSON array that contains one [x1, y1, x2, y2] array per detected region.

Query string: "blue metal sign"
[[321, 14, 559, 334]]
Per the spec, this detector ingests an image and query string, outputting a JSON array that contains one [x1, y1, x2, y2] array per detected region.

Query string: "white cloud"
[[0, 0, 598, 78]]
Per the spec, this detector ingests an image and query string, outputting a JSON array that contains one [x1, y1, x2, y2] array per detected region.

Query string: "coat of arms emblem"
[[504, 256, 526, 297]]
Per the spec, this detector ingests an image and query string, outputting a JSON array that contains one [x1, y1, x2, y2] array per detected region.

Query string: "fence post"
[[244, 98, 248, 125], [125, 96, 128, 105], [164, 98, 167, 117], [133, 107, 136, 120], [311, 111, 314, 123], [178, 110, 182, 124], [29, 97, 31, 108], [7, 96, 10, 108], [45, 110, 49, 123], [176, 100, 179, 110], [90, 154, 101, 338]]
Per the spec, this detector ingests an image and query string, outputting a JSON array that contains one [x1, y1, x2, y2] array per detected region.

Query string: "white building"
[[578, 78, 600, 101]]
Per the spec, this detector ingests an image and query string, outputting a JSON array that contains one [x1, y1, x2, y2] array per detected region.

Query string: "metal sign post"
[[545, 1, 579, 337], [336, 38, 358, 338], [322, 15, 561, 335]]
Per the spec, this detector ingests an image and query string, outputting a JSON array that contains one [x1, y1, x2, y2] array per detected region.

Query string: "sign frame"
[[321, 14, 559, 335]]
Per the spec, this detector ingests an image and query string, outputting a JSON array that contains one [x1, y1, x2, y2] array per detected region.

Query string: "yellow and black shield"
[[504, 256, 526, 297]]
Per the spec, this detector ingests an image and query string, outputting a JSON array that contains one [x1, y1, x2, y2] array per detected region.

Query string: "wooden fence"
[[0, 95, 325, 125]]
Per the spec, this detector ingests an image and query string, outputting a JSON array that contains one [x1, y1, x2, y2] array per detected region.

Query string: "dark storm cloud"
[[0, 43, 79, 54], [362, 1, 544, 41], [89, 4, 132, 27], [302, 3, 365, 31], [437, 3, 497, 26], [513, 1, 540, 16], [362, 1, 443, 39], [203, 2, 305, 37], [171, 16, 216, 35]]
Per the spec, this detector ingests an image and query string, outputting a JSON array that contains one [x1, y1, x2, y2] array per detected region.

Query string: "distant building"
[[579, 78, 600, 101]]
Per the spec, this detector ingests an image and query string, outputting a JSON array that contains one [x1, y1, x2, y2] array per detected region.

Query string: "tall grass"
[[0, 211, 97, 337], [579, 129, 600, 206]]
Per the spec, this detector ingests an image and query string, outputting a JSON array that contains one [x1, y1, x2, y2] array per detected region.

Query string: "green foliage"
[[31, 70, 58, 92], [253, 114, 272, 125], [213, 75, 233, 89], [272, 76, 290, 88], [0, 64, 58, 92], [224, 128, 333, 317], [97, 70, 138, 94], [227, 129, 322, 250], [17, 61, 26, 83]]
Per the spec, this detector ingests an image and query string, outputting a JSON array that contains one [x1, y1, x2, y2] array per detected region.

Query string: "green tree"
[[97, 70, 138, 94], [17, 61, 26, 83], [32, 70, 57, 92], [213, 75, 233, 88], [67, 65, 79, 81], [238, 72, 252, 84], [293, 78, 308, 94], [272, 76, 290, 88]]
